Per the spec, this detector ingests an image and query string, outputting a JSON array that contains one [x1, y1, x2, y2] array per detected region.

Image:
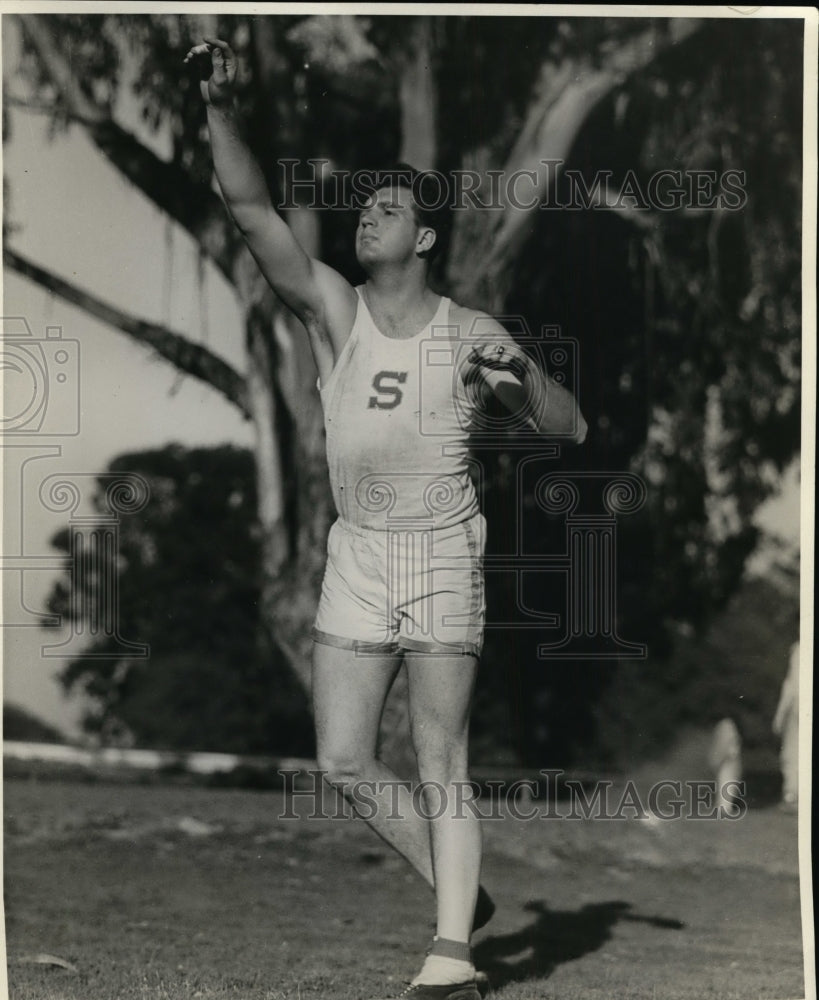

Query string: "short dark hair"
[[372, 162, 450, 260]]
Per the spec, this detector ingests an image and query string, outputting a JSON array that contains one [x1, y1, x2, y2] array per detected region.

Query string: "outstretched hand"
[[183, 38, 236, 107]]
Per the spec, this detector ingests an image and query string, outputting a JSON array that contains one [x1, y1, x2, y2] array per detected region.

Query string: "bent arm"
[[461, 314, 587, 444], [494, 371, 588, 444]]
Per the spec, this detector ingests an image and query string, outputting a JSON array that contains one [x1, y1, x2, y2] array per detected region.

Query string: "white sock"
[[412, 954, 476, 987]]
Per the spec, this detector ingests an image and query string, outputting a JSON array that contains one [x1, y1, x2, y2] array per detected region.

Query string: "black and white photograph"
[[1, 6, 815, 1000]]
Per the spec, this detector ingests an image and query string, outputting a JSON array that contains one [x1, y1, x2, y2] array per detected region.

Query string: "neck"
[[363, 261, 431, 312]]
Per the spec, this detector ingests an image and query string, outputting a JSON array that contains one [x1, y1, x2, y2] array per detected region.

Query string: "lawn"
[[3, 777, 805, 1000]]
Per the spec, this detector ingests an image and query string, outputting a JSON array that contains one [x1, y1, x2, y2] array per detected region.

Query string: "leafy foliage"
[[49, 446, 312, 753]]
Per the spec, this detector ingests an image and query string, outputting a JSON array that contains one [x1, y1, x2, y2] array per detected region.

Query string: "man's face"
[[355, 185, 432, 267]]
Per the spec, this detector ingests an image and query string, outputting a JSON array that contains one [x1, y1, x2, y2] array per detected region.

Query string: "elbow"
[[570, 414, 588, 445], [231, 205, 266, 237], [534, 417, 587, 444], [229, 200, 273, 239]]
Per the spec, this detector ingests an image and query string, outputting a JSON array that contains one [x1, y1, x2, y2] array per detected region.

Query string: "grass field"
[[3, 777, 805, 1000]]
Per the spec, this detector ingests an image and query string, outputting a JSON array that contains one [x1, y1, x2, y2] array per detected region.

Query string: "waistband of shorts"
[[312, 627, 482, 658], [335, 512, 484, 538]]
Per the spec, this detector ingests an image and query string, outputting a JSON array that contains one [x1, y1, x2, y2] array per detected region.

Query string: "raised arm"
[[184, 40, 355, 350], [456, 308, 587, 444]]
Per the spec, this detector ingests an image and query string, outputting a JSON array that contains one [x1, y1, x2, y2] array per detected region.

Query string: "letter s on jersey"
[[368, 371, 408, 410]]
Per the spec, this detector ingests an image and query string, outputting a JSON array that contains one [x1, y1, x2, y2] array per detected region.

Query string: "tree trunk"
[[398, 17, 437, 170], [261, 202, 333, 699]]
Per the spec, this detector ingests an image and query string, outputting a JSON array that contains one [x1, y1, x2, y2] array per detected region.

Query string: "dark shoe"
[[472, 886, 495, 933], [370, 983, 481, 1000], [475, 971, 491, 997]]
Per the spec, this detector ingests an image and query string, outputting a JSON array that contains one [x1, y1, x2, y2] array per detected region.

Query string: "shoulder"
[[449, 301, 508, 341], [448, 301, 530, 386]]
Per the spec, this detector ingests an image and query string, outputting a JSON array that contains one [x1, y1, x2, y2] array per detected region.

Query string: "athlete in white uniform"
[[187, 38, 587, 1000], [314, 288, 487, 658]]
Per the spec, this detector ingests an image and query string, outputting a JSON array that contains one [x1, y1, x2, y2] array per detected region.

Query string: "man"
[[772, 640, 799, 811], [185, 38, 586, 1000]]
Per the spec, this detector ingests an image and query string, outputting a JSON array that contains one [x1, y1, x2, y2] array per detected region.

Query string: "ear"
[[416, 226, 437, 257]]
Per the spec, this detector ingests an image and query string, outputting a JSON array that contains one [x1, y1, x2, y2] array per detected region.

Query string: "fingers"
[[203, 37, 235, 58], [465, 342, 530, 382], [183, 38, 234, 64], [183, 42, 212, 64]]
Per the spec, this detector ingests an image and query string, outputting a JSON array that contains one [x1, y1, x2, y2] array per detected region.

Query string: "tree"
[[5, 14, 804, 765], [47, 445, 313, 753]]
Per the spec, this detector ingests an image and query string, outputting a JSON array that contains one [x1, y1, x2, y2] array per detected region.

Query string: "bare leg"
[[312, 641, 435, 884], [406, 651, 481, 944]]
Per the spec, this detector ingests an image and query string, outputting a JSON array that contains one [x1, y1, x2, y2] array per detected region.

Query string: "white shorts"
[[312, 513, 486, 657]]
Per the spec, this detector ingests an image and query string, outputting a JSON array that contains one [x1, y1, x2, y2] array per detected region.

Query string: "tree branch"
[[493, 20, 703, 260], [16, 14, 238, 283], [588, 181, 722, 231], [3, 92, 69, 115], [451, 18, 704, 307], [4, 246, 251, 418]]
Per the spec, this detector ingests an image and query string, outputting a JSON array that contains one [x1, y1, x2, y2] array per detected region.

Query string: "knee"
[[315, 749, 373, 790], [412, 727, 469, 784]]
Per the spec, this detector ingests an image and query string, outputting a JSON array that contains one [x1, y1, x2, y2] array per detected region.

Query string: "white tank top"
[[318, 288, 480, 531]]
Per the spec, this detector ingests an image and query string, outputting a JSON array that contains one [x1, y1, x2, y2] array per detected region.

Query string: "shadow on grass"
[[473, 900, 684, 990]]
